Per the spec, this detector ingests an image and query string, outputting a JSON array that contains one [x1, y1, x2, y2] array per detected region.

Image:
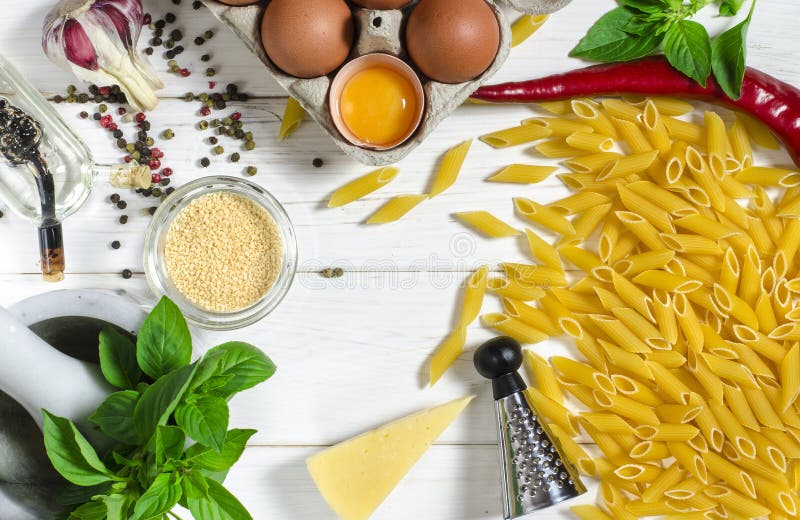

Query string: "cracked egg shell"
[[406, 0, 500, 84], [261, 0, 355, 78], [350, 0, 411, 7]]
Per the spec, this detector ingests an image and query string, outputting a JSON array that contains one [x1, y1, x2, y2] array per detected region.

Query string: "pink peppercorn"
[[179, 68, 190, 77], [151, 148, 163, 158], [199, 106, 211, 116], [149, 159, 161, 170], [151, 173, 162, 184], [209, 81, 216, 89], [143, 13, 151, 25], [99, 86, 110, 95], [117, 107, 126, 115], [161, 167, 173, 177], [99, 115, 112, 127], [135, 112, 146, 123], [108, 123, 118, 132], [124, 155, 132, 163], [231, 111, 242, 121]]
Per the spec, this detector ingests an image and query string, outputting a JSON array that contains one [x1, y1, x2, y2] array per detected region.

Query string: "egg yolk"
[[339, 66, 419, 147]]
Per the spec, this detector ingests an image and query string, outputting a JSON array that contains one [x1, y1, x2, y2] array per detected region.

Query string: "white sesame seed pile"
[[164, 191, 283, 312]]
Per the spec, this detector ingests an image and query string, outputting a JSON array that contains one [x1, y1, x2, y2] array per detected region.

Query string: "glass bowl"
[[144, 176, 298, 330]]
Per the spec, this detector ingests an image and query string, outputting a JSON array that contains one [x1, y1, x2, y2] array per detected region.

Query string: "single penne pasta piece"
[[702, 451, 756, 498], [547, 191, 609, 215], [614, 249, 675, 276], [524, 386, 580, 436], [685, 146, 727, 211], [605, 231, 639, 265], [611, 374, 662, 406], [641, 99, 671, 154], [589, 315, 651, 353], [523, 228, 562, 269], [642, 97, 695, 116], [534, 138, 586, 158], [661, 233, 723, 256], [547, 422, 595, 476], [428, 327, 466, 386], [551, 355, 615, 394], [709, 402, 756, 459], [736, 166, 800, 187], [719, 174, 757, 199], [594, 287, 627, 311], [630, 440, 669, 460], [453, 211, 520, 238], [722, 383, 761, 431], [627, 180, 697, 216], [486, 164, 557, 184], [594, 457, 641, 495], [480, 124, 551, 148], [600, 340, 654, 382], [663, 116, 704, 144], [487, 277, 545, 302], [480, 313, 549, 344], [614, 462, 661, 482], [732, 324, 787, 362], [514, 197, 575, 235], [566, 202, 613, 243], [756, 291, 779, 333], [668, 442, 708, 483], [703, 353, 758, 389], [557, 172, 620, 193], [550, 287, 605, 314], [737, 245, 761, 307], [500, 263, 567, 287], [656, 404, 702, 424], [278, 97, 305, 140], [560, 379, 602, 409], [602, 98, 642, 121], [770, 322, 800, 341], [613, 117, 653, 154], [633, 270, 702, 293], [565, 131, 614, 153], [642, 462, 685, 503], [610, 271, 655, 322], [328, 166, 399, 207], [777, 218, 800, 268], [762, 428, 800, 459], [780, 343, 800, 411], [725, 341, 776, 382], [720, 248, 740, 294], [672, 214, 739, 240], [536, 100, 572, 115], [598, 150, 660, 180], [742, 385, 784, 429], [504, 298, 560, 336], [687, 396, 725, 454], [615, 211, 665, 250], [736, 112, 780, 149], [570, 505, 613, 520], [704, 484, 771, 518], [751, 185, 783, 242], [749, 474, 796, 514], [510, 14, 548, 47], [648, 361, 693, 405], [562, 151, 622, 174], [774, 279, 793, 319], [667, 180, 711, 208], [651, 290, 679, 346], [704, 111, 732, 178], [646, 350, 686, 369], [558, 246, 612, 281], [580, 412, 636, 435], [611, 307, 670, 350], [659, 140, 688, 185], [593, 389, 660, 425], [678, 257, 717, 286], [686, 352, 725, 404], [365, 194, 427, 224], [539, 292, 582, 337], [729, 116, 754, 168], [636, 423, 699, 442], [458, 266, 488, 327], [747, 430, 787, 472], [571, 98, 619, 138], [664, 477, 704, 500], [598, 481, 637, 520], [523, 350, 563, 402], [712, 284, 759, 330], [618, 184, 674, 233], [429, 140, 472, 196], [522, 116, 594, 136], [744, 214, 775, 256], [761, 378, 800, 429], [777, 192, 800, 217]]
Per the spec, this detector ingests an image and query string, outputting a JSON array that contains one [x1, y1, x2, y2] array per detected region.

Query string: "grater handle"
[[474, 336, 527, 400]]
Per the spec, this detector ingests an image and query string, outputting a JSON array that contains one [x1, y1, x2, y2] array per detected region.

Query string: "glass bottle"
[[0, 54, 149, 282]]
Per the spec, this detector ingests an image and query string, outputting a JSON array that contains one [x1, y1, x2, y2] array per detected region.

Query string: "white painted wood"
[[0, 0, 797, 518]]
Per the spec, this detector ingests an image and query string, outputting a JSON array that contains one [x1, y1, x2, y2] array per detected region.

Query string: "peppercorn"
[[78, 93, 89, 103], [208, 136, 218, 145], [150, 161, 161, 172], [194, 36, 205, 45], [244, 141, 256, 151], [233, 121, 243, 130], [226, 128, 236, 137], [79, 111, 89, 119], [333, 267, 344, 277], [122, 269, 132, 279], [313, 158, 324, 168], [139, 121, 151, 132], [112, 128, 122, 138], [234, 129, 244, 139], [111, 240, 121, 250], [67, 95, 77, 103], [161, 167, 173, 177], [200, 157, 210, 167], [179, 68, 190, 77], [216, 127, 226, 136], [230, 152, 240, 162], [246, 166, 257, 176], [244, 131, 253, 141], [205, 68, 215, 77], [116, 139, 126, 149], [198, 120, 209, 130], [150, 37, 162, 46], [119, 215, 128, 224], [214, 100, 226, 110], [145, 47, 153, 55], [223, 117, 233, 126], [192, 0, 201, 8], [204, 30, 214, 39], [110, 193, 120, 203], [161, 178, 171, 187], [88, 85, 99, 95], [172, 0, 181, 4], [148, 206, 158, 216], [98, 103, 107, 113], [151, 188, 163, 198], [146, 137, 154, 146], [166, 187, 175, 195], [0, 210, 4, 219], [142, 188, 152, 197], [199, 106, 211, 117], [132, 151, 141, 161], [226, 83, 238, 94], [205, 100, 214, 109], [165, 50, 175, 60], [166, 40, 176, 50], [117, 200, 127, 210], [231, 111, 242, 121], [155, 19, 166, 29], [53, 95, 64, 103], [174, 46, 184, 55], [66, 85, 77, 95], [213, 145, 224, 155], [211, 118, 221, 127], [239, 93, 249, 102]]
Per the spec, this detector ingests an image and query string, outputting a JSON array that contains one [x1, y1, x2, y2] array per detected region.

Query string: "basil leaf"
[[663, 20, 712, 86], [130, 472, 182, 520], [89, 390, 140, 446], [711, 1, 754, 99], [175, 395, 229, 452], [193, 342, 276, 399], [570, 7, 663, 62], [620, 0, 670, 13], [134, 364, 196, 442], [67, 501, 107, 520], [187, 477, 253, 520], [182, 470, 210, 500], [155, 425, 186, 466], [186, 429, 257, 472], [137, 297, 192, 380], [42, 410, 115, 486], [99, 326, 141, 390], [719, 0, 745, 16], [103, 494, 130, 520]]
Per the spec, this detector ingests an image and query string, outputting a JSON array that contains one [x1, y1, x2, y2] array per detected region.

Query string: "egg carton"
[[203, 0, 572, 166]]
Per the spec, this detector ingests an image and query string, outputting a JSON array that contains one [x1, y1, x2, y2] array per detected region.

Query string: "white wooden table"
[[0, 1, 798, 518]]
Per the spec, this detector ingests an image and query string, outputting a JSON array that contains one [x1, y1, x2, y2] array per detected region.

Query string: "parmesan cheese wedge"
[[306, 395, 475, 520]]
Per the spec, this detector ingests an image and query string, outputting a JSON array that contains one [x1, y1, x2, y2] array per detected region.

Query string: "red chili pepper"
[[472, 56, 800, 167]]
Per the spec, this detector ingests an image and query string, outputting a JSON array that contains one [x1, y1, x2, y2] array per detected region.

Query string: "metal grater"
[[475, 337, 586, 519]]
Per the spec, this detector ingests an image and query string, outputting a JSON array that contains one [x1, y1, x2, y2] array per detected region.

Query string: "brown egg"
[[406, 0, 500, 84], [261, 0, 354, 78], [350, 0, 411, 8], [218, 0, 260, 5]]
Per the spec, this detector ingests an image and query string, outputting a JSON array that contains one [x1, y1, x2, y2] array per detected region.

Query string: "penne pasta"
[[533, 138, 585, 158], [562, 151, 622, 174], [480, 125, 551, 149], [458, 266, 488, 327], [551, 356, 616, 394], [547, 191, 609, 215], [510, 14, 548, 47], [602, 99, 642, 121], [365, 194, 427, 224], [570, 505, 613, 520], [523, 350, 563, 402], [278, 97, 305, 140], [525, 386, 580, 436], [504, 298, 560, 336], [704, 111, 732, 178], [486, 164, 556, 184], [328, 166, 399, 208], [598, 150, 660, 180], [565, 131, 614, 153], [641, 99, 671, 154], [571, 98, 619, 138], [487, 277, 545, 302], [501, 263, 568, 287], [428, 327, 466, 386], [729, 116, 754, 168], [633, 270, 702, 293], [429, 140, 472, 196], [536, 100, 572, 115], [453, 211, 520, 238], [614, 117, 654, 154], [736, 112, 780, 149], [523, 228, 562, 270], [480, 313, 548, 344], [514, 197, 575, 235], [663, 116, 704, 144], [522, 116, 594, 136], [780, 343, 800, 412], [736, 166, 800, 187]]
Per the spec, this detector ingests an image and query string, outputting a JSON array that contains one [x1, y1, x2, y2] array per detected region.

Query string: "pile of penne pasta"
[[428, 96, 800, 519]]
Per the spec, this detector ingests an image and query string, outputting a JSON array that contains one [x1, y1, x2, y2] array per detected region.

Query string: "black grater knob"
[[474, 336, 527, 400]]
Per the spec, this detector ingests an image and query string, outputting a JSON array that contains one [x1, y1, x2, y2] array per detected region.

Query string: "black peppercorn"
[[110, 193, 121, 203], [78, 93, 89, 103], [215, 100, 226, 110], [169, 29, 181, 40], [313, 158, 324, 168], [88, 85, 99, 95], [164, 40, 175, 49], [192, 0, 201, 8], [200, 54, 211, 62], [119, 215, 128, 224], [117, 139, 127, 149], [148, 206, 157, 216], [230, 152, 240, 162], [151, 188, 163, 197], [113, 130, 123, 139], [144, 47, 153, 55], [137, 130, 148, 141], [200, 157, 210, 167], [166, 187, 175, 195], [154, 28, 164, 38], [94, 94, 103, 103], [204, 30, 214, 39], [0, 210, 4, 219], [166, 13, 176, 24], [160, 178, 171, 186], [150, 37, 162, 46], [155, 19, 166, 29], [117, 200, 127, 210], [79, 111, 89, 119], [174, 45, 184, 55], [53, 95, 64, 103], [139, 121, 151, 131], [194, 36, 205, 45], [226, 83, 238, 94], [122, 269, 132, 279], [172, 0, 181, 4], [111, 240, 121, 249], [142, 188, 152, 197], [165, 50, 175, 60], [208, 136, 218, 145]]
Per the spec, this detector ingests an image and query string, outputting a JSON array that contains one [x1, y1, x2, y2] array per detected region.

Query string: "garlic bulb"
[[42, 0, 163, 111]]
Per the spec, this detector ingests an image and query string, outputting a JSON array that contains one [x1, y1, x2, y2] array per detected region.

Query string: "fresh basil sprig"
[[571, 0, 757, 99], [42, 296, 276, 520]]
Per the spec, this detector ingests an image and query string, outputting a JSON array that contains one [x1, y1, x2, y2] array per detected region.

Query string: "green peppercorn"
[[205, 68, 215, 77], [222, 93, 231, 101], [98, 104, 107, 113], [234, 121, 244, 130], [151, 188, 163, 197], [126, 143, 135, 153], [183, 92, 193, 101], [132, 151, 141, 161], [216, 127, 226, 135], [234, 129, 244, 139], [167, 59, 177, 67], [226, 128, 236, 137], [66, 85, 77, 94], [244, 131, 253, 141], [199, 92, 209, 102], [230, 152, 240, 162], [146, 137, 155, 146], [223, 117, 233, 126], [165, 40, 175, 49], [333, 267, 344, 277], [245, 166, 257, 176], [162, 129, 174, 140], [205, 100, 214, 109], [198, 120, 209, 130], [201, 54, 211, 62], [213, 145, 224, 155], [211, 118, 221, 127], [170, 65, 179, 73], [67, 95, 77, 103], [244, 141, 256, 151], [204, 30, 214, 39]]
